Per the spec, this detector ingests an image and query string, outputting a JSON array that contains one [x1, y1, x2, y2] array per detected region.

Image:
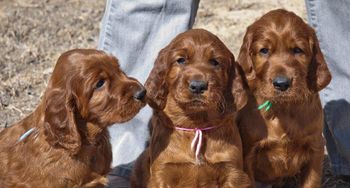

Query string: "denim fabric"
[[98, 0, 199, 170], [109, 162, 134, 180], [306, 0, 350, 175]]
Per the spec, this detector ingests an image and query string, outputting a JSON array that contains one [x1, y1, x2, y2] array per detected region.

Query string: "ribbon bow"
[[175, 126, 220, 161]]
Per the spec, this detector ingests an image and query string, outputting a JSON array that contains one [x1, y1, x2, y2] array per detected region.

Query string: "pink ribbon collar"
[[174, 125, 220, 161]]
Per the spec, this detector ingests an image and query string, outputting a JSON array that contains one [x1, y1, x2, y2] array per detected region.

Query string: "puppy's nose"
[[134, 87, 146, 100], [189, 80, 208, 94], [273, 76, 291, 91]]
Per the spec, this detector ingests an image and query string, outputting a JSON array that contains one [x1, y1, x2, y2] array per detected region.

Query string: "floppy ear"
[[237, 29, 256, 81], [308, 31, 332, 91], [145, 48, 171, 110], [230, 57, 248, 111], [44, 87, 81, 155]]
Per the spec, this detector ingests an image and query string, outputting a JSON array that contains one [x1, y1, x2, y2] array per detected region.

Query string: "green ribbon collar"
[[258, 100, 272, 111]]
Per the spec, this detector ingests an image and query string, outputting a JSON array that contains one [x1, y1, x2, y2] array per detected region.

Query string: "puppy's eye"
[[95, 79, 105, 89], [259, 48, 269, 55], [292, 47, 303, 54], [176, 57, 186, 64], [209, 59, 219, 66]]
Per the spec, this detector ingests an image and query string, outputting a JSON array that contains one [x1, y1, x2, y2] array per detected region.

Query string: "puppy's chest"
[[254, 136, 313, 180], [250, 114, 322, 181], [159, 131, 238, 164], [151, 162, 231, 187]]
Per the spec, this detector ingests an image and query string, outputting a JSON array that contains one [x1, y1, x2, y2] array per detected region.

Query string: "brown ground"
[[0, 0, 339, 187]]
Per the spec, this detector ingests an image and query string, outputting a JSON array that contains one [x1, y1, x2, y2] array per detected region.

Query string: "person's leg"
[[305, 0, 350, 177], [98, 0, 199, 182]]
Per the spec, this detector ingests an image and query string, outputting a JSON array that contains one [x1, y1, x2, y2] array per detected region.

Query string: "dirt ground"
[[0, 0, 339, 187]]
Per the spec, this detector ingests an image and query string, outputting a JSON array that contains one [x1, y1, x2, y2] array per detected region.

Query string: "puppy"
[[236, 9, 331, 187], [0, 49, 146, 187], [131, 29, 251, 187]]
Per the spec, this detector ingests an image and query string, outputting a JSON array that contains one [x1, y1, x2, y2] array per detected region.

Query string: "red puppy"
[[131, 29, 251, 188], [0, 49, 146, 187], [237, 9, 331, 187]]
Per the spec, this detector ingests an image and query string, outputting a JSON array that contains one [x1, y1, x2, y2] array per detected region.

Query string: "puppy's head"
[[43, 49, 146, 154], [238, 9, 331, 103], [145, 29, 247, 116]]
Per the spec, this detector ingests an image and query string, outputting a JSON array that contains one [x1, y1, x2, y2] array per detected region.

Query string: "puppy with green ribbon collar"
[[236, 9, 332, 187]]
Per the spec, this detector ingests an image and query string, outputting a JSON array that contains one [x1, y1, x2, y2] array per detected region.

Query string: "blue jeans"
[[306, 0, 350, 176], [98, 0, 199, 178]]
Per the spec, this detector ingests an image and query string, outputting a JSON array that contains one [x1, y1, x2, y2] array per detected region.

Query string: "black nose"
[[273, 76, 291, 91], [134, 87, 146, 100], [189, 80, 208, 94]]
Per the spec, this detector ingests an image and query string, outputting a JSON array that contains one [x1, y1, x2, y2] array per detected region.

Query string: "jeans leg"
[[98, 0, 199, 170], [305, 0, 350, 176]]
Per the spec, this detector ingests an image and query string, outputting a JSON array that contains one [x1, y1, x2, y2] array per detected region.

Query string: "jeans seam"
[[99, 0, 116, 51], [306, 0, 327, 63]]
